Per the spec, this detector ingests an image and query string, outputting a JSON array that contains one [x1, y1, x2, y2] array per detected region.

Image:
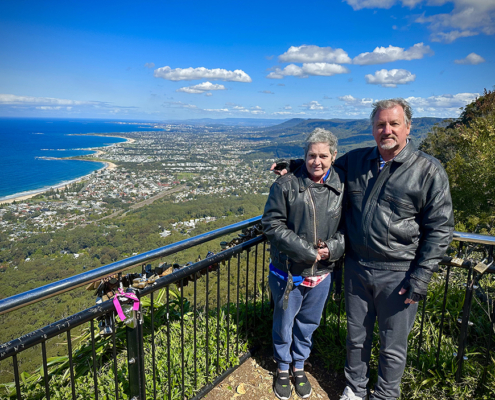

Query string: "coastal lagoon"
[[0, 118, 158, 200]]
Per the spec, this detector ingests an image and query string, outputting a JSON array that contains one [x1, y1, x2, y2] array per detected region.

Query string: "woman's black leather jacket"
[[262, 164, 345, 277]]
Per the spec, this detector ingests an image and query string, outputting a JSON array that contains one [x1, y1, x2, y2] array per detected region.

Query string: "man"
[[272, 98, 454, 400]]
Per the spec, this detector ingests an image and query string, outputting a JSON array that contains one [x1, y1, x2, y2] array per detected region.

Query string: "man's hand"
[[399, 277, 427, 304], [270, 160, 289, 176]]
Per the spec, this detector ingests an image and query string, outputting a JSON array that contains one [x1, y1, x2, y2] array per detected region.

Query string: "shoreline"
[[0, 135, 131, 205]]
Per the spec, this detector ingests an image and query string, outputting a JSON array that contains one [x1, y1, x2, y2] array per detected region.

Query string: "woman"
[[262, 128, 345, 400]]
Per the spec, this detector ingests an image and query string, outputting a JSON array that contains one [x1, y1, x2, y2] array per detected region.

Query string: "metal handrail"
[[453, 231, 495, 245], [0, 216, 261, 316], [0, 217, 492, 316]]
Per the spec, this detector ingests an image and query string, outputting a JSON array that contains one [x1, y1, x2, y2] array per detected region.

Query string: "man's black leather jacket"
[[262, 164, 345, 277], [335, 143, 454, 286]]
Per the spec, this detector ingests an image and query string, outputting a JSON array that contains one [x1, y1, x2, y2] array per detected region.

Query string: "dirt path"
[[204, 350, 346, 400]]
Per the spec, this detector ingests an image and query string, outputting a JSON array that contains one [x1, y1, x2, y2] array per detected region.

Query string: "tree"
[[420, 88, 495, 233]]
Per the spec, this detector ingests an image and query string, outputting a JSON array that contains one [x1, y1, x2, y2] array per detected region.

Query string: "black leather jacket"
[[334, 142, 454, 285], [262, 164, 345, 277]]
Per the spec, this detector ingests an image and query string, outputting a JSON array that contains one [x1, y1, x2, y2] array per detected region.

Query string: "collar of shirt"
[[379, 139, 410, 171]]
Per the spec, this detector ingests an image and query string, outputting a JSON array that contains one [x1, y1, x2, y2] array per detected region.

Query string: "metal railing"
[[0, 218, 494, 399]]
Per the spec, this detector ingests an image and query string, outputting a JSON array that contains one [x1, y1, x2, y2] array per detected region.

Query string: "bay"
[[0, 117, 158, 199]]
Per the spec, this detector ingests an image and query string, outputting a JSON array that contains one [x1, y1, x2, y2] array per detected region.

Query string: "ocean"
[[0, 118, 159, 200]]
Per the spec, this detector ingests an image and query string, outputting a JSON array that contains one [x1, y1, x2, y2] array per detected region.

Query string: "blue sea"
[[0, 118, 159, 200]]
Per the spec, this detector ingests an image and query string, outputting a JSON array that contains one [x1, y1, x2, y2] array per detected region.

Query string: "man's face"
[[372, 105, 411, 155]]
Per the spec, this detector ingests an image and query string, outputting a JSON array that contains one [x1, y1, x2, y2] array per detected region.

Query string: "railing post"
[[455, 266, 476, 382], [126, 290, 146, 400]]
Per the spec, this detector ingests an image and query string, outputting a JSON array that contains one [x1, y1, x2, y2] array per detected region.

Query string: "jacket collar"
[[297, 165, 342, 193], [366, 140, 415, 164]]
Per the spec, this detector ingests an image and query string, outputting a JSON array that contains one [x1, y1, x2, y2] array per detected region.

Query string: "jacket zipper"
[[362, 161, 392, 260], [308, 186, 318, 276]]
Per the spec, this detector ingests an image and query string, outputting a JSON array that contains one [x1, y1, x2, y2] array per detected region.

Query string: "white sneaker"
[[339, 386, 364, 400]]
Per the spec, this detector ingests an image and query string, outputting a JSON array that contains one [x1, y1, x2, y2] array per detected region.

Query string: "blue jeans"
[[269, 273, 331, 371]]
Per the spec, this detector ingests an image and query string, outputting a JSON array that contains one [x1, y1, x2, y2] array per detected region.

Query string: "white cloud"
[[345, 0, 397, 10], [406, 92, 479, 108], [204, 108, 230, 112], [154, 66, 252, 82], [300, 100, 327, 110], [177, 81, 226, 94], [259, 90, 274, 94], [284, 105, 292, 110], [205, 93, 213, 97], [338, 95, 375, 107], [416, 1, 495, 42], [267, 63, 350, 79], [273, 111, 307, 115], [345, 1, 495, 43], [454, 52, 486, 64], [279, 45, 352, 64], [164, 101, 198, 109], [144, 62, 155, 68], [0, 94, 98, 106], [353, 43, 433, 65], [365, 69, 416, 87]]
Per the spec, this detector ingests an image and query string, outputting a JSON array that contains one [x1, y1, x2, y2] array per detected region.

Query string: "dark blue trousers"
[[269, 273, 331, 371]]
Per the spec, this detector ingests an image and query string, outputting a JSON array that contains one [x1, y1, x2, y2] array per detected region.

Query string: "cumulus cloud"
[[177, 81, 226, 94], [454, 52, 486, 65], [267, 63, 350, 79], [416, 1, 495, 42], [338, 95, 375, 107], [300, 100, 327, 110], [344, 0, 495, 43], [279, 45, 352, 64], [365, 69, 416, 87], [406, 92, 479, 109], [353, 43, 433, 65], [144, 63, 155, 68], [154, 66, 252, 82], [284, 105, 292, 110], [259, 90, 274, 94]]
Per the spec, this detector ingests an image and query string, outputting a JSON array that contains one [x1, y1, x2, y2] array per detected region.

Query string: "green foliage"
[[420, 88, 495, 232]]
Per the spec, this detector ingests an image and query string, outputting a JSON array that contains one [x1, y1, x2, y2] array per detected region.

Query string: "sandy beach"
[[0, 136, 130, 205]]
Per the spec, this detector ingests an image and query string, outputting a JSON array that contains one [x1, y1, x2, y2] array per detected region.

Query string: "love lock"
[[450, 257, 465, 267]]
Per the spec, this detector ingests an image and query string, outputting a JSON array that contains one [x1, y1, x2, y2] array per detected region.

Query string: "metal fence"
[[0, 216, 494, 399]]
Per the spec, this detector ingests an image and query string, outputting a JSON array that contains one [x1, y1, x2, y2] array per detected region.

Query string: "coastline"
[[0, 135, 131, 205]]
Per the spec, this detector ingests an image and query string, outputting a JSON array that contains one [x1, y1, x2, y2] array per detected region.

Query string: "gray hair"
[[370, 98, 413, 127], [303, 128, 338, 158]]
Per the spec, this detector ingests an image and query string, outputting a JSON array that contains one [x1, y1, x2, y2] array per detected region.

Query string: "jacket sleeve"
[[262, 179, 318, 264], [324, 231, 345, 262], [410, 165, 454, 285]]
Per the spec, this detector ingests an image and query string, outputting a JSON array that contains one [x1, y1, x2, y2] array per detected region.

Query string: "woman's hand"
[[317, 247, 330, 260]]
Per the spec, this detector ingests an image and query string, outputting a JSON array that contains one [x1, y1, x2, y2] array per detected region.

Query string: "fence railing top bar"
[[0, 216, 262, 316], [452, 231, 495, 245]]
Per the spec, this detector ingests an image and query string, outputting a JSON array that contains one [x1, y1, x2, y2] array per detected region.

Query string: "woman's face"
[[305, 142, 336, 181]]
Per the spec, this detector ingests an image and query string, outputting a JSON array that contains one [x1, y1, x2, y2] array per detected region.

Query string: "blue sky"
[[0, 0, 493, 121]]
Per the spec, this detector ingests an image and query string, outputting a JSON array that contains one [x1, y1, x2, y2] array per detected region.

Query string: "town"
[[0, 125, 278, 242]]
